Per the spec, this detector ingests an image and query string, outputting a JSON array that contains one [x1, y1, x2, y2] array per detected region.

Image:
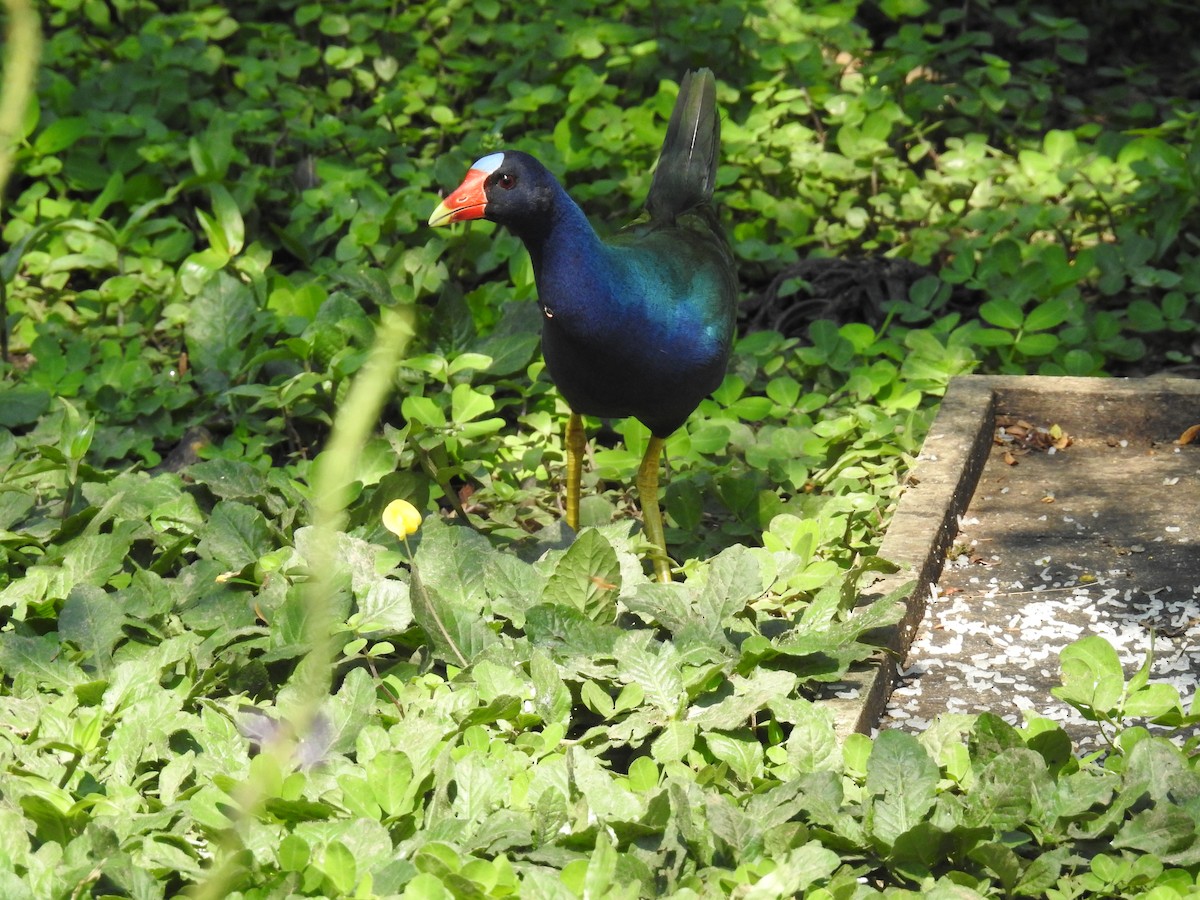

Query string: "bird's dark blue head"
[[429, 151, 562, 242]]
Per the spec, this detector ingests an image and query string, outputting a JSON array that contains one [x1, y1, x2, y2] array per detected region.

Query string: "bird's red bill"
[[428, 167, 490, 226]]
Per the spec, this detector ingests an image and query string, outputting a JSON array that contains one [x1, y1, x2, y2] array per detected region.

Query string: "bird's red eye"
[[496, 172, 516, 190]]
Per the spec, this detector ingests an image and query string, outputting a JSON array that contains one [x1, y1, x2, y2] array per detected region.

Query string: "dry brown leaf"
[[1178, 424, 1200, 446]]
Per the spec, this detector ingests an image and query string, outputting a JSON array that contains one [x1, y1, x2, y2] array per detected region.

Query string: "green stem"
[[0, 0, 39, 211], [192, 305, 414, 900], [0, 0, 41, 364]]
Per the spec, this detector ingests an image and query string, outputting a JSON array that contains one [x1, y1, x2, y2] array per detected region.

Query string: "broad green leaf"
[[195, 500, 274, 570], [705, 730, 764, 783], [529, 650, 572, 726], [0, 385, 51, 428], [651, 721, 696, 764], [705, 794, 762, 857], [0, 633, 84, 692], [58, 585, 124, 676], [1015, 331, 1059, 356], [352, 578, 413, 633], [541, 528, 621, 622], [694, 544, 760, 629], [1123, 682, 1183, 720], [783, 698, 842, 773], [410, 580, 497, 665], [582, 832, 619, 900], [50, 531, 133, 599], [968, 842, 1023, 893], [689, 669, 797, 731], [184, 271, 259, 390], [865, 730, 938, 847], [1052, 635, 1124, 715], [1023, 297, 1070, 331], [1113, 805, 1197, 856], [614, 632, 684, 715], [524, 603, 622, 657], [743, 843, 840, 898], [966, 748, 1054, 833], [412, 517, 493, 612], [400, 395, 447, 428], [568, 748, 644, 822], [449, 382, 495, 423], [34, 117, 89, 154], [979, 298, 1024, 330]]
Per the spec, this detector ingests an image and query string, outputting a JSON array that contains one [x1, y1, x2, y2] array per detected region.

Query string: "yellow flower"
[[382, 499, 423, 537]]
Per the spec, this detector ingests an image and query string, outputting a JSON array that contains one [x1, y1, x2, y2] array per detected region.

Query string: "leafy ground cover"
[[3, 0, 1200, 896]]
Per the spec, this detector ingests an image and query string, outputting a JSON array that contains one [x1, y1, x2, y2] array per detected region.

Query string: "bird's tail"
[[645, 68, 719, 222]]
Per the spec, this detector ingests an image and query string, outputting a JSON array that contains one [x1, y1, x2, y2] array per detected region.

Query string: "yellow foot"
[[636, 436, 672, 583], [565, 413, 585, 531]]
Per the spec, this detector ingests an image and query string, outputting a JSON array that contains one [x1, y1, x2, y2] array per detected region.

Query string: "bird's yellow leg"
[[564, 413, 585, 531], [636, 435, 673, 583]]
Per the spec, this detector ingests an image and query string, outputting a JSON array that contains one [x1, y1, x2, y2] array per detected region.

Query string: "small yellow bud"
[[382, 499, 423, 537]]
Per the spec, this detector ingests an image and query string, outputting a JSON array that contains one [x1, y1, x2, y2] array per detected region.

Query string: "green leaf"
[[651, 721, 696, 764], [1023, 297, 1070, 331], [184, 271, 259, 390], [967, 748, 1053, 833], [0, 385, 51, 428], [0, 633, 84, 691], [58, 585, 124, 676], [705, 730, 763, 783], [1123, 682, 1182, 720], [968, 842, 1023, 893], [783, 698, 842, 773], [614, 632, 684, 715], [979, 298, 1024, 330], [410, 578, 497, 664], [690, 669, 797, 731], [1015, 332, 1059, 356], [196, 500, 274, 570], [524, 603, 622, 657], [694, 544, 760, 630], [449, 382, 495, 423], [541, 528, 621, 622], [865, 730, 938, 848], [51, 532, 134, 599], [401, 395, 447, 429], [367, 751, 414, 817], [209, 184, 245, 256], [412, 518, 493, 612], [529, 650, 572, 726], [34, 117, 89, 154], [1052, 635, 1124, 716], [1113, 805, 1197, 856]]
